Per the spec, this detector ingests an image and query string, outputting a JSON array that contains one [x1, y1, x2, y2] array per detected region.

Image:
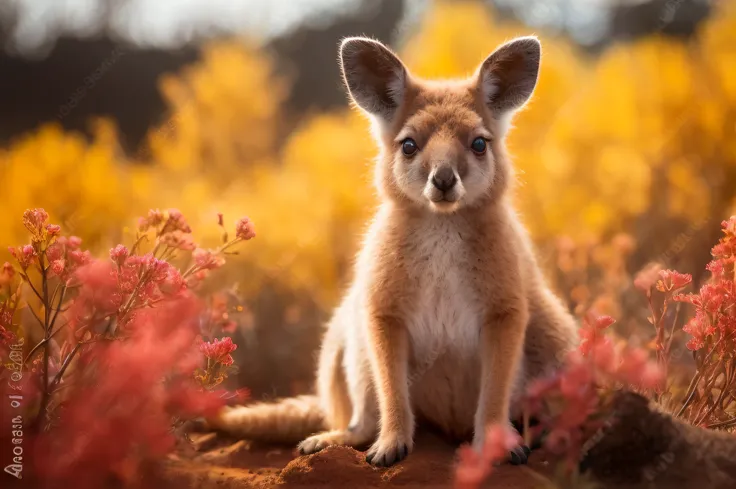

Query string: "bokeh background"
[[0, 0, 734, 398]]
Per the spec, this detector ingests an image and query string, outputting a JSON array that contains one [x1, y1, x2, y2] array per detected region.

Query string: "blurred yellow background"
[[1, 0, 734, 396]]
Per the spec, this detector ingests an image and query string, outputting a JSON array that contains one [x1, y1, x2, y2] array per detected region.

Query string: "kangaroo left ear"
[[477, 36, 541, 115], [339, 37, 407, 122]]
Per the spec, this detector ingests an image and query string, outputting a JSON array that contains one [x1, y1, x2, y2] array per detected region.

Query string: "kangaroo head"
[[339, 36, 540, 213]]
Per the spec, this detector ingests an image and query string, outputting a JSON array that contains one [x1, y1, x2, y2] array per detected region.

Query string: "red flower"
[[199, 337, 237, 366], [235, 217, 256, 241]]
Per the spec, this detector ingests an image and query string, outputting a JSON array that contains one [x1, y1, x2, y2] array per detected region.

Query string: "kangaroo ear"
[[477, 36, 541, 115], [339, 37, 407, 121]]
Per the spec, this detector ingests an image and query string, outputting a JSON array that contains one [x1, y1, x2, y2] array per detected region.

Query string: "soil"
[[163, 393, 736, 489], [164, 430, 552, 489]]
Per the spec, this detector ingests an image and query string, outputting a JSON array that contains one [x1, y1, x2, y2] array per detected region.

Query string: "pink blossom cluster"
[[672, 219, 736, 351], [525, 313, 663, 472], [0, 207, 255, 487], [454, 425, 521, 489], [199, 336, 238, 366]]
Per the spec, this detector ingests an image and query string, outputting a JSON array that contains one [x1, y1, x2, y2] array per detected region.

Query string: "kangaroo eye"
[[470, 137, 487, 155], [401, 138, 419, 157]]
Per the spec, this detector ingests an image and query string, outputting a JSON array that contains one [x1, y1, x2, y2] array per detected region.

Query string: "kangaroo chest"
[[403, 221, 484, 361]]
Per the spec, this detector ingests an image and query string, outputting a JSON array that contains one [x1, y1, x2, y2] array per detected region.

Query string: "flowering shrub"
[[0, 207, 254, 486], [451, 312, 663, 489], [636, 217, 736, 428], [454, 216, 736, 488], [522, 313, 662, 488]]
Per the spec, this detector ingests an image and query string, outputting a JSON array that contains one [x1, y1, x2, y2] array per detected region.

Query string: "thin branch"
[[708, 416, 736, 430], [23, 338, 47, 364], [27, 306, 45, 328], [48, 287, 67, 335], [677, 369, 703, 418], [50, 342, 83, 391]]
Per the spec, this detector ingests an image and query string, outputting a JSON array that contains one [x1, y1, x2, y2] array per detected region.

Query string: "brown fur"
[[211, 36, 577, 467]]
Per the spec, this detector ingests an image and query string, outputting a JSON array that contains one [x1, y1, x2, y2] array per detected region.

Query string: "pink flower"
[[137, 217, 149, 232], [10, 244, 37, 269], [700, 283, 725, 314], [634, 262, 663, 292], [0, 324, 15, 346], [186, 269, 209, 289], [69, 250, 92, 268], [160, 231, 196, 251], [117, 265, 138, 294], [578, 313, 615, 356], [454, 424, 519, 489], [67, 236, 82, 250], [235, 217, 256, 241], [615, 348, 663, 388], [544, 429, 572, 455], [39, 294, 222, 489], [655, 270, 692, 293], [199, 337, 237, 366], [49, 259, 66, 277], [0, 262, 15, 284], [22, 208, 49, 235], [109, 245, 130, 266], [682, 311, 715, 351], [722, 216, 736, 237], [147, 257, 170, 282], [159, 267, 185, 296], [45, 224, 61, 236], [193, 248, 225, 271], [142, 209, 165, 230], [166, 209, 192, 234], [639, 363, 666, 390], [481, 424, 520, 461], [47, 243, 64, 261]]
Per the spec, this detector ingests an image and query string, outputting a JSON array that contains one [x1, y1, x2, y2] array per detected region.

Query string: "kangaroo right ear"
[[339, 37, 407, 122]]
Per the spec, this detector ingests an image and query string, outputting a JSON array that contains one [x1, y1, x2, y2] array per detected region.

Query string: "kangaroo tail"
[[208, 395, 326, 444]]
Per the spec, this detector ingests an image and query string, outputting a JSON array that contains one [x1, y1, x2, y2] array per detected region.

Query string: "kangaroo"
[[210, 36, 577, 467]]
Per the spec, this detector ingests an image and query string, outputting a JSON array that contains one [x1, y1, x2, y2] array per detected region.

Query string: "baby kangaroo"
[[210, 36, 577, 467]]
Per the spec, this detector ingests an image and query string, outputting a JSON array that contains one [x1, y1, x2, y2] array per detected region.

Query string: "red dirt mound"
[[165, 431, 550, 489]]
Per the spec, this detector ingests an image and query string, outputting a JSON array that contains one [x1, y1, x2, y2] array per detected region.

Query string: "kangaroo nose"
[[432, 167, 457, 192]]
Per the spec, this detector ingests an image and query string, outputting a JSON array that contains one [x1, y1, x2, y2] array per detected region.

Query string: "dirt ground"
[[165, 431, 552, 489]]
